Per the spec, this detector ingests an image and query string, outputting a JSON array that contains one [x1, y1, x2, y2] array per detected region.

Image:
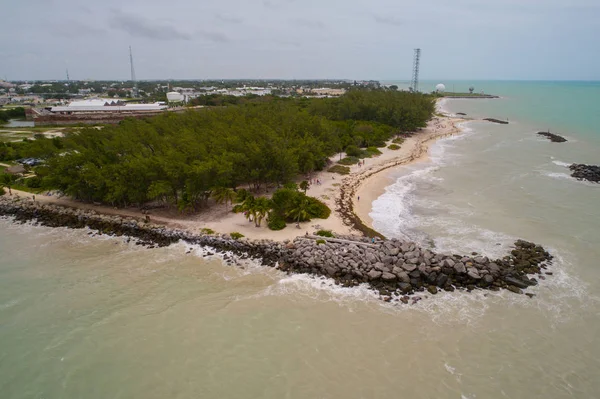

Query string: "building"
[[49, 98, 167, 113], [28, 98, 169, 126]]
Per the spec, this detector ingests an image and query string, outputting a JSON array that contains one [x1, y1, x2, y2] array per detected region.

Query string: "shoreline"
[[0, 195, 552, 300], [5, 112, 464, 242]]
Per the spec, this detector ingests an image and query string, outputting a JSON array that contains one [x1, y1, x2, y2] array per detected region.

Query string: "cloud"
[[291, 18, 325, 29], [108, 10, 191, 40], [215, 14, 243, 24], [196, 29, 230, 43], [50, 21, 107, 37], [373, 15, 403, 27]]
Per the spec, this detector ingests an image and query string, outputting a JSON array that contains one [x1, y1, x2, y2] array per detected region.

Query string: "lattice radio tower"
[[410, 48, 421, 92], [129, 46, 138, 97]]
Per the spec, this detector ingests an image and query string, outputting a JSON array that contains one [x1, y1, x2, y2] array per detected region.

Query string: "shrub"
[[24, 176, 42, 188], [200, 228, 215, 235], [388, 144, 400, 150], [306, 197, 331, 219], [283, 182, 298, 191], [338, 156, 360, 165], [328, 165, 350, 175], [392, 137, 405, 145], [316, 230, 334, 238], [345, 145, 361, 157], [365, 146, 382, 157], [316, 239, 326, 245], [230, 232, 244, 240], [267, 212, 287, 230]]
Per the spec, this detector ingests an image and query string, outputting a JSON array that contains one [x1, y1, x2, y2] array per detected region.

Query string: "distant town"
[[0, 79, 386, 126]]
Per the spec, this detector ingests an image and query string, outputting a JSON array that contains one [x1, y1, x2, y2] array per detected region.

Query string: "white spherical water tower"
[[435, 83, 446, 93], [167, 92, 185, 103]]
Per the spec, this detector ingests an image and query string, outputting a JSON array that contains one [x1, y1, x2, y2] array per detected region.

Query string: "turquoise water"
[[385, 80, 600, 142]]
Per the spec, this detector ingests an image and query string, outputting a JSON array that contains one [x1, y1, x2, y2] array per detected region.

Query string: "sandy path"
[[4, 115, 463, 241]]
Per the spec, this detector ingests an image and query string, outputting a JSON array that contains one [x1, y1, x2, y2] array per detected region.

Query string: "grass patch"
[[230, 232, 244, 240], [338, 156, 360, 165], [316, 230, 334, 238], [388, 144, 400, 150], [200, 227, 215, 235], [328, 165, 350, 175], [364, 146, 382, 157], [332, 183, 340, 187], [316, 239, 326, 245], [392, 137, 405, 145]]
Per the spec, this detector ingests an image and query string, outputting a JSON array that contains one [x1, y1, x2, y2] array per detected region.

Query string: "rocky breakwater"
[[538, 131, 567, 143], [483, 118, 509, 125], [281, 235, 552, 301], [0, 195, 554, 301], [569, 164, 600, 183]]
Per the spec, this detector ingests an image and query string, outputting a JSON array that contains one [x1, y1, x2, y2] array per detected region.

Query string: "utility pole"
[[129, 46, 138, 97], [410, 48, 421, 92]]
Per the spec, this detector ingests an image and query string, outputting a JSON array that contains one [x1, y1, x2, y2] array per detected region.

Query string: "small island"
[[483, 118, 509, 124], [538, 131, 567, 143]]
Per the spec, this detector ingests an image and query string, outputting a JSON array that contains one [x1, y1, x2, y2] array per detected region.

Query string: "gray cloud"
[[373, 15, 403, 27], [291, 18, 325, 29], [50, 21, 107, 37], [196, 29, 230, 43], [108, 10, 191, 40], [215, 14, 243, 24]]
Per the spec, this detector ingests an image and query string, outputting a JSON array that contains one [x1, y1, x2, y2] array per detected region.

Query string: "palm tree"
[[253, 197, 273, 227], [299, 180, 310, 194], [286, 198, 310, 228], [211, 186, 236, 211], [239, 194, 256, 223], [0, 174, 12, 196]]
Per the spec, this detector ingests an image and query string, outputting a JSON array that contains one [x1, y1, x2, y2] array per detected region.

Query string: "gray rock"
[[474, 256, 489, 264], [382, 272, 397, 281], [436, 273, 448, 287], [454, 262, 466, 274], [388, 248, 400, 256], [442, 258, 455, 268], [504, 276, 529, 289], [396, 271, 410, 283], [324, 266, 337, 276], [483, 274, 494, 285], [383, 256, 394, 265], [402, 263, 417, 272], [367, 270, 382, 280], [374, 262, 386, 272], [467, 268, 481, 279]]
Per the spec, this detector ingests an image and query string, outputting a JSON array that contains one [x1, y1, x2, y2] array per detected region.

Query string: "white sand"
[[6, 114, 464, 241]]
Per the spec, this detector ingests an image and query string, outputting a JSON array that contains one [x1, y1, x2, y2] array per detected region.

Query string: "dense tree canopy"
[[13, 90, 434, 209]]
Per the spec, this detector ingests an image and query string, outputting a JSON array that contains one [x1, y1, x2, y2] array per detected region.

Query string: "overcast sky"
[[1, 0, 598, 81]]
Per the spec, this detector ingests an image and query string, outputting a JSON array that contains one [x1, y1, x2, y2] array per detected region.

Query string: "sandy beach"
[[6, 114, 463, 241]]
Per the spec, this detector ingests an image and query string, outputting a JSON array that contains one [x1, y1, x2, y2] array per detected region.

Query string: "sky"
[[1, 0, 599, 81]]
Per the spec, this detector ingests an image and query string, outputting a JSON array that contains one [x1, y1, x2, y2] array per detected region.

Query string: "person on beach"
[[357, 196, 360, 201]]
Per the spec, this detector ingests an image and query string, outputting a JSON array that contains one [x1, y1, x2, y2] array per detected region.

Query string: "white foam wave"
[[552, 160, 571, 167]]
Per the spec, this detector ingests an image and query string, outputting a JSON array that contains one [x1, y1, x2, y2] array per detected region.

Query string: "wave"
[[552, 160, 572, 167]]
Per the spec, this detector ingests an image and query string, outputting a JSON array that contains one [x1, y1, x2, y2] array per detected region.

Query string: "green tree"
[[211, 186, 236, 210], [253, 197, 273, 227], [299, 180, 310, 194], [286, 197, 310, 227]]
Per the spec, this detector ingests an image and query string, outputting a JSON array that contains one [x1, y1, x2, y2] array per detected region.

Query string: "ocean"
[[1, 81, 600, 398]]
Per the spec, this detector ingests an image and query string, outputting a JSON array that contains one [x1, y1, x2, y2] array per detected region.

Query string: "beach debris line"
[[537, 131, 567, 143], [0, 196, 553, 302], [569, 164, 600, 183], [483, 118, 509, 124]]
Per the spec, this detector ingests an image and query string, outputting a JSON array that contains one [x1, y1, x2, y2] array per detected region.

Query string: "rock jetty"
[[0, 195, 553, 301], [569, 164, 600, 183], [483, 118, 509, 124], [538, 131, 567, 143]]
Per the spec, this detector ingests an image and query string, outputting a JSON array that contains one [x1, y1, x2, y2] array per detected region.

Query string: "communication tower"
[[129, 46, 138, 97], [410, 48, 421, 92]]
